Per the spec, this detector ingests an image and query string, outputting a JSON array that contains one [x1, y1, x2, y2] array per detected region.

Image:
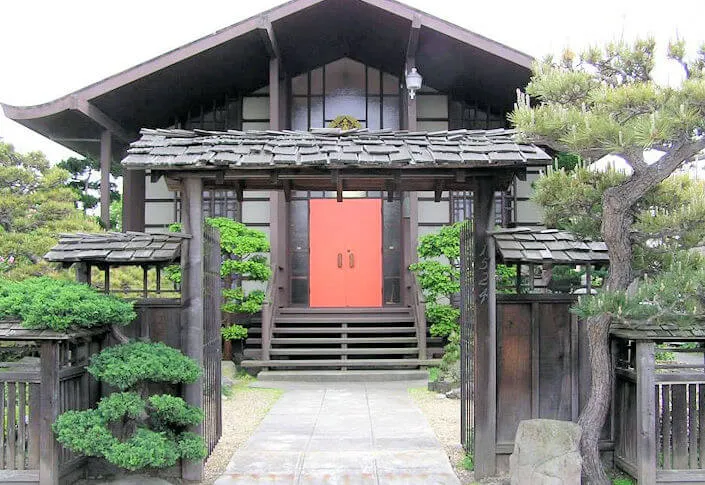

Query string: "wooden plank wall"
[[494, 294, 611, 472]]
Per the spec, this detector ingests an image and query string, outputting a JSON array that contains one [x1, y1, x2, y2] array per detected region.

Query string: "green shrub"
[[221, 324, 248, 341], [0, 277, 135, 331], [55, 343, 207, 471], [98, 392, 145, 422], [88, 342, 201, 391], [103, 428, 181, 471], [148, 394, 204, 430], [460, 451, 474, 471]]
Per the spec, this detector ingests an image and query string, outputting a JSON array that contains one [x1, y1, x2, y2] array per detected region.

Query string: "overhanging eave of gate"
[[121, 127, 551, 193]]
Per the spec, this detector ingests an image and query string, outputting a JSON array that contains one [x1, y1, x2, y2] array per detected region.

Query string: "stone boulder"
[[509, 419, 582, 485]]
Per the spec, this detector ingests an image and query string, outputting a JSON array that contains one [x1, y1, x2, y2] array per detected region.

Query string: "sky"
[[1, 0, 704, 162]]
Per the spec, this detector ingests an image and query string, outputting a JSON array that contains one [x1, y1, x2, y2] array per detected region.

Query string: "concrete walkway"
[[214, 382, 460, 485]]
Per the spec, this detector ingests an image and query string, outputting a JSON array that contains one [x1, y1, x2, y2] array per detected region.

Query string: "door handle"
[[349, 252, 355, 268], [337, 253, 343, 268]]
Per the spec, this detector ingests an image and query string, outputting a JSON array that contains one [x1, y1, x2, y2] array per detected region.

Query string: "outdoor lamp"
[[406, 68, 423, 99]]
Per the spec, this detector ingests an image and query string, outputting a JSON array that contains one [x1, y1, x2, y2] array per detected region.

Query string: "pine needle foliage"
[[0, 277, 135, 331]]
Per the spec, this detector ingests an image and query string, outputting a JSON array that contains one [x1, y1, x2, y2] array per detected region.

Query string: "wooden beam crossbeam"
[[406, 15, 421, 63], [72, 97, 137, 143], [258, 17, 281, 60]]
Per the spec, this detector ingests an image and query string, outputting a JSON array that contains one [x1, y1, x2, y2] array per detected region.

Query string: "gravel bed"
[[200, 377, 282, 484], [408, 387, 475, 485]]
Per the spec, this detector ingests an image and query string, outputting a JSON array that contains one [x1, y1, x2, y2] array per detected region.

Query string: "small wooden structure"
[[43, 230, 222, 482], [463, 226, 612, 477], [0, 323, 106, 485], [612, 321, 705, 485]]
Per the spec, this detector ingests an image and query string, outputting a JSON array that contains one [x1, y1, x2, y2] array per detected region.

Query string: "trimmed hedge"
[[88, 341, 201, 391], [0, 277, 135, 331]]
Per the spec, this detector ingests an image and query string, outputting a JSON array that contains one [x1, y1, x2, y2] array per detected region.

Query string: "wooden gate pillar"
[[473, 179, 497, 478], [636, 341, 656, 485], [180, 176, 204, 481]]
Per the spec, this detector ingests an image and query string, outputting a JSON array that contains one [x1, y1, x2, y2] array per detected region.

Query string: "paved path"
[[214, 382, 460, 485]]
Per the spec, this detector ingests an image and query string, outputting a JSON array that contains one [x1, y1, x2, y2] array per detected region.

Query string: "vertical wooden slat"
[[17, 382, 25, 470], [7, 383, 16, 470], [663, 384, 672, 469], [636, 341, 656, 485], [656, 384, 662, 471], [672, 383, 689, 469], [28, 383, 40, 469], [699, 384, 705, 468], [570, 313, 579, 422], [689, 383, 698, 469], [40, 342, 60, 485], [0, 383, 5, 469], [530, 302, 539, 419]]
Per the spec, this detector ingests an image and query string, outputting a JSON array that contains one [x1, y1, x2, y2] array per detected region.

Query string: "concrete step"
[[241, 358, 441, 368], [274, 315, 414, 325], [269, 347, 419, 356], [255, 369, 430, 382], [278, 307, 412, 315], [272, 326, 416, 335], [271, 337, 418, 345]]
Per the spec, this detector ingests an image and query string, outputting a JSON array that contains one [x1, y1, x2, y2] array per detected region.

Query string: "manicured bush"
[[88, 341, 201, 391], [0, 277, 135, 331], [221, 324, 248, 341], [55, 342, 207, 471], [148, 394, 204, 430]]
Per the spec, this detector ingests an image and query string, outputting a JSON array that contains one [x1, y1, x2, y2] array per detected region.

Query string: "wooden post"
[[269, 58, 280, 131], [39, 342, 59, 485], [473, 180, 497, 478], [76, 262, 90, 284], [636, 340, 657, 485], [123, 169, 146, 231], [100, 130, 112, 229], [180, 176, 204, 481]]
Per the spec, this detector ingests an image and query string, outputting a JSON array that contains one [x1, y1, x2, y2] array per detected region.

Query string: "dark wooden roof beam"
[[75, 98, 137, 143], [406, 15, 421, 64], [258, 16, 281, 60]]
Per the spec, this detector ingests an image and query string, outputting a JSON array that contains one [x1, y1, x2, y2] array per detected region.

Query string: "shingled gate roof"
[[493, 228, 610, 265], [121, 128, 551, 171], [44, 232, 190, 265], [610, 319, 705, 341]]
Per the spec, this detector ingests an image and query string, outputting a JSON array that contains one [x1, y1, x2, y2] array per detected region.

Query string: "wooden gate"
[[459, 221, 474, 450], [202, 225, 222, 456]]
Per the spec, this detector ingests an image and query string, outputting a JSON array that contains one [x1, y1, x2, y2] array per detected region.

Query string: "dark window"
[[450, 189, 514, 226]]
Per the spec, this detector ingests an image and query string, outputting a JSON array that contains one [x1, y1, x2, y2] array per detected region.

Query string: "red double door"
[[309, 199, 382, 307]]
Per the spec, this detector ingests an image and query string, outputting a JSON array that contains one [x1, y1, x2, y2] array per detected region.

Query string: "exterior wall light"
[[406, 68, 423, 99]]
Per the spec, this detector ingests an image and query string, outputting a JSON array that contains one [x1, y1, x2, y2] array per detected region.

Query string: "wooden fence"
[[0, 327, 104, 485], [490, 294, 612, 472], [614, 340, 705, 484]]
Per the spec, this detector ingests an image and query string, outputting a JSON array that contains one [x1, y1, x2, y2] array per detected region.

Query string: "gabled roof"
[[121, 128, 550, 171], [44, 232, 190, 266], [493, 228, 610, 265], [2, 0, 533, 161]]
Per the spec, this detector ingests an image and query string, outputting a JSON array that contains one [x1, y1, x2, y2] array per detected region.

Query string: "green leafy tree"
[[510, 38, 705, 483], [170, 218, 270, 334], [0, 143, 100, 279], [410, 223, 461, 338], [56, 156, 122, 218]]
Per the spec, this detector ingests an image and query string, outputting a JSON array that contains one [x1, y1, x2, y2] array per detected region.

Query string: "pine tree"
[[510, 39, 705, 484]]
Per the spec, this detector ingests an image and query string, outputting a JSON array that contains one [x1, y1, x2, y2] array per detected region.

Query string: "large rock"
[[509, 419, 582, 485]]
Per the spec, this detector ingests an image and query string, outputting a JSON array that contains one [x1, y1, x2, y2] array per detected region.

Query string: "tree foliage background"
[[0, 142, 100, 279]]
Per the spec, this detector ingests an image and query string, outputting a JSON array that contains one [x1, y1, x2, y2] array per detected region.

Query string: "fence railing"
[[614, 340, 705, 485], [0, 327, 105, 485]]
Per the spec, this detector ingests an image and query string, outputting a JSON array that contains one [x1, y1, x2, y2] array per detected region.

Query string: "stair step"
[[269, 347, 419, 356], [278, 307, 411, 315], [275, 316, 414, 324], [241, 358, 441, 368], [273, 326, 415, 335], [256, 370, 430, 382], [271, 337, 417, 345]]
